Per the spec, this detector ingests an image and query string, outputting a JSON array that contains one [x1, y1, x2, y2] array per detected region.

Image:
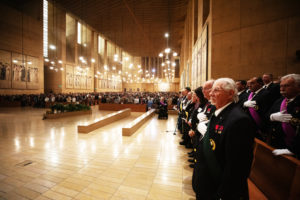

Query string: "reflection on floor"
[[0, 106, 195, 200]]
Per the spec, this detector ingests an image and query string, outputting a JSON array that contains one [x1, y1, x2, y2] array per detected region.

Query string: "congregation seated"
[[0, 92, 179, 108]]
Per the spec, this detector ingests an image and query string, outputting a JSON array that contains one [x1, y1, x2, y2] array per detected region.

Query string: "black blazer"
[[237, 90, 249, 107], [265, 82, 281, 105], [246, 88, 271, 132], [193, 103, 255, 200]]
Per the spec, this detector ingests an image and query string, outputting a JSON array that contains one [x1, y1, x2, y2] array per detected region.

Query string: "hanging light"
[[58, 60, 63, 64], [173, 52, 178, 57], [91, 58, 95, 63], [49, 44, 56, 50], [164, 33, 169, 38], [164, 48, 171, 54], [60, 67, 64, 71]]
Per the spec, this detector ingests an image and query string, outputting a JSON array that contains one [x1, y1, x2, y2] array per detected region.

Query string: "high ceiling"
[[56, 0, 188, 57]]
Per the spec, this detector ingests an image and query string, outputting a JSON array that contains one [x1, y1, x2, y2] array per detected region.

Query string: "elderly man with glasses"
[[192, 78, 255, 200]]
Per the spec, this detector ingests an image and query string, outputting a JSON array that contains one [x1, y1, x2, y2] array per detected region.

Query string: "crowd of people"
[[0, 92, 179, 108], [175, 73, 300, 199]]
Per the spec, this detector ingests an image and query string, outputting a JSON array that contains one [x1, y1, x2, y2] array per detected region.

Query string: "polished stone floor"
[[0, 106, 195, 200]]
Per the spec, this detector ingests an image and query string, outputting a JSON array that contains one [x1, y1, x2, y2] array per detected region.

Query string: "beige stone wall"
[[0, 2, 44, 95], [211, 0, 300, 80], [180, 0, 300, 88]]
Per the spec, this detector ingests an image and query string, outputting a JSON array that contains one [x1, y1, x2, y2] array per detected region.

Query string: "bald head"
[[202, 80, 215, 100]]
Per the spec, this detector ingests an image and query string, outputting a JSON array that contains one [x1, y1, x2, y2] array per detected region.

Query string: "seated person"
[[158, 97, 168, 119]]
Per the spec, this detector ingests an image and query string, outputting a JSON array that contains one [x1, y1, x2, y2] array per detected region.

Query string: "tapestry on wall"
[[0, 50, 11, 88], [201, 25, 208, 85], [26, 56, 39, 89], [74, 67, 81, 89], [80, 73, 87, 89], [12, 53, 26, 89], [100, 79, 106, 89], [197, 38, 202, 87], [66, 65, 74, 89], [87, 70, 93, 89]]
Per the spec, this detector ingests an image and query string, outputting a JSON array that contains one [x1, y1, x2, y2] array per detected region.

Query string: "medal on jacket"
[[207, 107, 211, 113], [210, 139, 216, 150], [215, 124, 223, 134]]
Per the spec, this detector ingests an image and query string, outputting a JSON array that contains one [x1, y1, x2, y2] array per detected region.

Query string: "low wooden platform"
[[168, 109, 178, 115], [248, 139, 300, 200], [44, 110, 92, 119], [122, 109, 156, 136], [99, 103, 147, 112], [78, 108, 131, 134]]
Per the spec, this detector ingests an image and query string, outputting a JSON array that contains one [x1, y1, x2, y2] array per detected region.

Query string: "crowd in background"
[[0, 92, 179, 108]]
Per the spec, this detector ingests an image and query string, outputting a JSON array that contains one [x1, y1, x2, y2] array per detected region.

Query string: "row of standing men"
[[175, 73, 300, 199]]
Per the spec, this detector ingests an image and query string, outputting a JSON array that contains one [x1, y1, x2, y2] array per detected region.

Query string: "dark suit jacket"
[[268, 96, 300, 158], [237, 90, 249, 107], [265, 82, 281, 105], [193, 103, 255, 199], [246, 88, 271, 133]]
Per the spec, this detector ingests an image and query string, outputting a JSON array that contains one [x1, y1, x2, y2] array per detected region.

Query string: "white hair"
[[214, 78, 239, 103], [204, 79, 215, 87], [281, 74, 300, 88]]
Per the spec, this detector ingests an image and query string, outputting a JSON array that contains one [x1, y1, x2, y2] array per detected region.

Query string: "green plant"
[[50, 103, 90, 113]]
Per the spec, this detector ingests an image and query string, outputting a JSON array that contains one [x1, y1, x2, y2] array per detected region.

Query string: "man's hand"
[[272, 149, 294, 156], [189, 130, 195, 137], [243, 100, 256, 108], [197, 112, 207, 122], [270, 111, 292, 123], [197, 121, 208, 135]]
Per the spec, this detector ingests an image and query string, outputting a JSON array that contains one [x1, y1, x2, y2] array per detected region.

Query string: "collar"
[[263, 82, 272, 88], [287, 97, 296, 104], [254, 87, 264, 95], [238, 90, 245, 95], [214, 102, 233, 117]]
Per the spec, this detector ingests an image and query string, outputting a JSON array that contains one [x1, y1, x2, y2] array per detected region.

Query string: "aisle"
[[0, 106, 195, 200]]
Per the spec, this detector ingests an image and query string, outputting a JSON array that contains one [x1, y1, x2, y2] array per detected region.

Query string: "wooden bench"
[[78, 108, 131, 134], [122, 109, 156, 136], [0, 101, 21, 107], [248, 139, 300, 200], [99, 103, 147, 112]]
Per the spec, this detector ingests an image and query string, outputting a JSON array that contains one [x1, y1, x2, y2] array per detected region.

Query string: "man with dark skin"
[[243, 77, 271, 140], [236, 80, 248, 107], [262, 73, 281, 104]]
